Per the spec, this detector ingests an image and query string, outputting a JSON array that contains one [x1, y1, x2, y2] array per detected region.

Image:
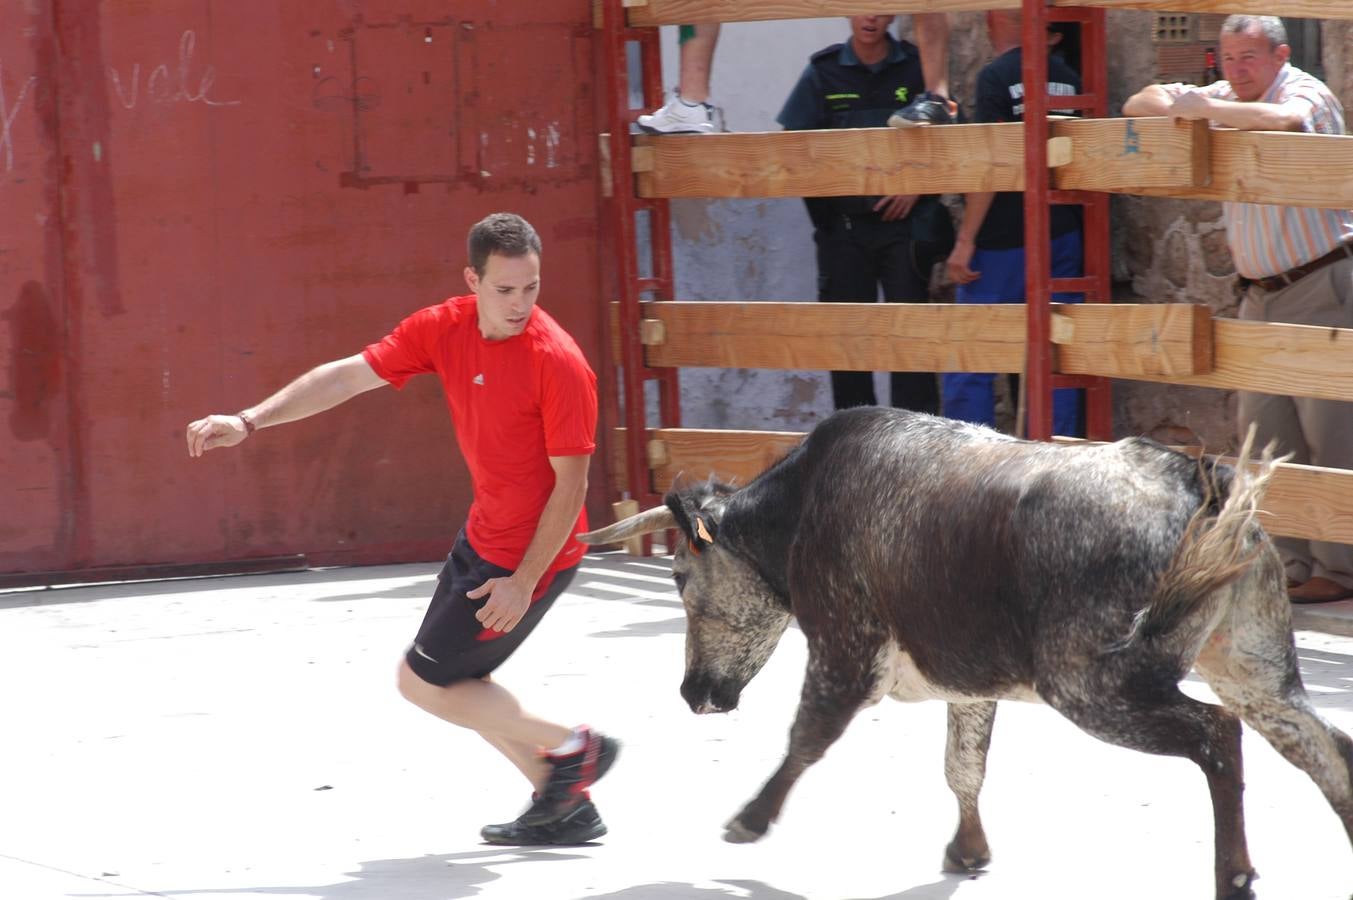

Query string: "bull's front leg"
[[724, 649, 877, 843]]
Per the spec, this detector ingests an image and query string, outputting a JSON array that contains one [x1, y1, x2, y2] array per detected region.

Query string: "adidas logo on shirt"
[[472, 373, 485, 386]]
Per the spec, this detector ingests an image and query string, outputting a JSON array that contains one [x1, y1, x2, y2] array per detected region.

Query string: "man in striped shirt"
[[1124, 15, 1353, 604]]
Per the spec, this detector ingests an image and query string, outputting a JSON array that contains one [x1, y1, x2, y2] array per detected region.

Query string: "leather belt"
[[1242, 241, 1353, 293]]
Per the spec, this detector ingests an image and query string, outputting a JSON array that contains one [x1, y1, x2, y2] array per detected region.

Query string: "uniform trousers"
[[814, 212, 948, 413]]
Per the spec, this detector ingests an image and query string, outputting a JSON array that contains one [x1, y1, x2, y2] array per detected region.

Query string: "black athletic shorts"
[[404, 530, 578, 687]]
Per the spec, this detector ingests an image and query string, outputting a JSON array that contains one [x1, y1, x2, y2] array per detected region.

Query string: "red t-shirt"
[[362, 295, 597, 574]]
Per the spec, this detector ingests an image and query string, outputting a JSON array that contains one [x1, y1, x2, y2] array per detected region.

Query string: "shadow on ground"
[[584, 875, 971, 900], [1292, 645, 1353, 710], [79, 849, 583, 900], [0, 564, 441, 611], [87, 851, 973, 900]]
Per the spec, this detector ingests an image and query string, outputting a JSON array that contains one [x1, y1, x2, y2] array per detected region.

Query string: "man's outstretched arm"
[[186, 353, 388, 457]]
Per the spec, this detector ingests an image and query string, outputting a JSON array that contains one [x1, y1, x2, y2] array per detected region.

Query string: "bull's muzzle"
[[681, 674, 740, 714]]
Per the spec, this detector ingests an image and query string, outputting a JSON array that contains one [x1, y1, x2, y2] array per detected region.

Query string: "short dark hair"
[[467, 213, 541, 275]]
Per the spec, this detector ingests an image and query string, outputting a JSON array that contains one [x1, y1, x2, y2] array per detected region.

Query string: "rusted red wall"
[[1, 2, 609, 578]]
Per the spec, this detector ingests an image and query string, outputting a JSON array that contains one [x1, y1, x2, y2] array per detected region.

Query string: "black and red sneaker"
[[887, 91, 958, 128], [518, 728, 620, 826], [480, 797, 607, 845]]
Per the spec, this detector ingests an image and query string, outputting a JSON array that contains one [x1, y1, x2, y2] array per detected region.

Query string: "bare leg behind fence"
[[889, 14, 956, 127], [638, 23, 722, 134], [678, 23, 720, 103], [914, 13, 950, 99]]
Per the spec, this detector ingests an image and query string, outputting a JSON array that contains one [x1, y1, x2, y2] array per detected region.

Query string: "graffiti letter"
[[108, 63, 140, 109], [0, 61, 38, 172]]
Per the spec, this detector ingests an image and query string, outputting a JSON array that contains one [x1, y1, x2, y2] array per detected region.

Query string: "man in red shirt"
[[186, 213, 617, 845]]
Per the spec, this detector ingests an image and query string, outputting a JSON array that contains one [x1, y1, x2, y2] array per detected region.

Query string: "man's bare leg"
[[638, 23, 722, 133], [397, 659, 569, 788], [889, 14, 956, 127], [678, 22, 721, 104], [482, 732, 551, 792], [914, 13, 951, 99], [398, 661, 616, 843]]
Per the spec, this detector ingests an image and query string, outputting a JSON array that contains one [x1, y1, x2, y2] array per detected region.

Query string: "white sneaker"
[[637, 92, 715, 134]]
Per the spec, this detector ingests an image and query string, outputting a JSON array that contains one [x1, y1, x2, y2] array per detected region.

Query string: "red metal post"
[[1029, 4, 1114, 442], [1046, 8, 1114, 440], [597, 1, 681, 521], [636, 26, 682, 429], [598, 0, 654, 511], [1021, 0, 1053, 442], [1079, 8, 1114, 440]]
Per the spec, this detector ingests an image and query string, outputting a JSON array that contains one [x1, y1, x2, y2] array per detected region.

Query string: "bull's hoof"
[[722, 816, 767, 844], [942, 840, 991, 874], [1221, 869, 1257, 900]]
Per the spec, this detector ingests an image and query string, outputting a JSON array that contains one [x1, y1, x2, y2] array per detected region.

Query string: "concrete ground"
[[2, 553, 1351, 900]]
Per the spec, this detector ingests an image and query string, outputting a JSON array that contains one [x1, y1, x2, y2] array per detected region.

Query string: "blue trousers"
[[942, 230, 1085, 437]]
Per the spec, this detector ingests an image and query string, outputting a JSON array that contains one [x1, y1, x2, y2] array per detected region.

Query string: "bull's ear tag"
[[694, 516, 714, 544]]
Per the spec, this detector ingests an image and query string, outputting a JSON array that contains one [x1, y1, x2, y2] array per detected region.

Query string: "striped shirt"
[[1161, 64, 1353, 278]]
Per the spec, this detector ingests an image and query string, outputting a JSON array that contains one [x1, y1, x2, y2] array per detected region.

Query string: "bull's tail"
[[1110, 427, 1283, 652]]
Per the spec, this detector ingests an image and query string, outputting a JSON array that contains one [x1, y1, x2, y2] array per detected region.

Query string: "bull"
[[581, 407, 1353, 900]]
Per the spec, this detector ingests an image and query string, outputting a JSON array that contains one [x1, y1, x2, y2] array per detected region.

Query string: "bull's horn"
[[578, 505, 676, 544]]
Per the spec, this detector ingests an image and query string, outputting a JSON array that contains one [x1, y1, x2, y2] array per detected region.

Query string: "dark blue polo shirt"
[[777, 36, 928, 222], [777, 36, 923, 132], [974, 47, 1083, 249]]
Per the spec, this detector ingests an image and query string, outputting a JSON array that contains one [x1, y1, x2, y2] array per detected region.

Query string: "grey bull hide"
[[580, 408, 1353, 900]]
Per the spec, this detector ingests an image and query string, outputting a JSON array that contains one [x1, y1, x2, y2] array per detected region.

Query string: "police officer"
[[777, 15, 954, 413]]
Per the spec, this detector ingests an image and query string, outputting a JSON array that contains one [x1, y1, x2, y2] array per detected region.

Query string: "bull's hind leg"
[[943, 701, 997, 873], [1042, 670, 1256, 900], [1195, 606, 1353, 846], [724, 647, 877, 843]]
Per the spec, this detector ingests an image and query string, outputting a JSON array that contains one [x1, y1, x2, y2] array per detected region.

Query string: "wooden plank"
[[615, 302, 1353, 398], [621, 301, 1214, 378], [613, 427, 1353, 544], [638, 119, 1338, 204], [626, 301, 1030, 373], [611, 499, 646, 555], [598, 133, 614, 198], [1151, 319, 1353, 402], [610, 427, 806, 494], [1056, 303, 1213, 378], [624, 0, 1353, 26], [1258, 461, 1353, 544], [1054, 118, 1212, 192], [1046, 136, 1074, 170], [1130, 128, 1353, 209], [1071, 0, 1352, 18], [627, 1, 1011, 26], [634, 126, 1027, 199]]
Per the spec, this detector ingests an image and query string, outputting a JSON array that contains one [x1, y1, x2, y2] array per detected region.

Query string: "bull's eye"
[[673, 572, 688, 593]]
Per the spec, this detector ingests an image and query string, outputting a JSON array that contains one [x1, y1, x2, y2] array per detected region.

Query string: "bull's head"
[[579, 484, 792, 715]]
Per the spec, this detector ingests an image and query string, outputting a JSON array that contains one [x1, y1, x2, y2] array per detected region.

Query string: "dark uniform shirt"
[[777, 36, 935, 226], [974, 47, 1083, 249]]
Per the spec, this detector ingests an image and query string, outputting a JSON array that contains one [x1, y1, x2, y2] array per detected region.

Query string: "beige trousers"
[[1238, 255, 1353, 587]]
